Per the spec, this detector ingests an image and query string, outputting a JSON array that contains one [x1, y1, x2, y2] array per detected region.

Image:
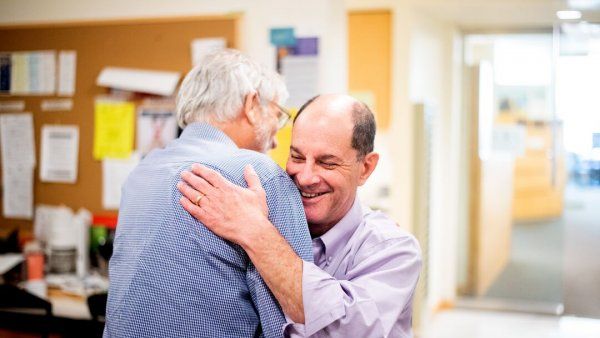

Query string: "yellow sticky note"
[[269, 108, 297, 169], [93, 101, 135, 160]]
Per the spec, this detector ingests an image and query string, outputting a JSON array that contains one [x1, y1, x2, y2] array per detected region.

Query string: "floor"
[[562, 185, 600, 318], [485, 218, 564, 303], [418, 308, 600, 338], [481, 184, 600, 318]]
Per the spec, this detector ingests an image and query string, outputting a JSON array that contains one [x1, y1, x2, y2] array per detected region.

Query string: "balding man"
[[178, 94, 422, 337]]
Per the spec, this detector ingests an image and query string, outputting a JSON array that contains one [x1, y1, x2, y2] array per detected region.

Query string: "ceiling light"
[[567, 0, 600, 10], [557, 10, 582, 20]]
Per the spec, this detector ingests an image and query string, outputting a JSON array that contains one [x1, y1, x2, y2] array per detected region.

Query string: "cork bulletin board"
[[0, 15, 239, 232]]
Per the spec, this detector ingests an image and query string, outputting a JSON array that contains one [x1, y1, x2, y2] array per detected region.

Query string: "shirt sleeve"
[[286, 236, 422, 338], [246, 174, 313, 338]]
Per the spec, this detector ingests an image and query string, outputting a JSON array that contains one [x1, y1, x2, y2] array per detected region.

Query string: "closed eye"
[[319, 161, 338, 169], [290, 154, 305, 162]]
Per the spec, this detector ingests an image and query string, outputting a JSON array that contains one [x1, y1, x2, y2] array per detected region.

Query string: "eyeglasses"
[[256, 92, 291, 130], [272, 101, 291, 130]]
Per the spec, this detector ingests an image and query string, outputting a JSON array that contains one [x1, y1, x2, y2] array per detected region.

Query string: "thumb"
[[244, 164, 263, 192]]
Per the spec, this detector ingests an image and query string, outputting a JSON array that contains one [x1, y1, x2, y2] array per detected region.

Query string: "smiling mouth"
[[300, 191, 327, 199]]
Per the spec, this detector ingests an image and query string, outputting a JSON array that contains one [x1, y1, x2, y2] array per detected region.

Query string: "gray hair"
[[295, 95, 376, 159], [176, 49, 288, 128]]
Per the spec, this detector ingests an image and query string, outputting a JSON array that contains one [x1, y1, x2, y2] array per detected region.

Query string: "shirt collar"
[[317, 198, 363, 258], [179, 122, 238, 150]]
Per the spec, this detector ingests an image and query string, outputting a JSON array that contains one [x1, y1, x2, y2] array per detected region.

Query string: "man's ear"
[[358, 152, 379, 186], [242, 92, 261, 125]]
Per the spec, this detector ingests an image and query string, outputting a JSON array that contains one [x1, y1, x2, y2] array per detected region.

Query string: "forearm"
[[295, 238, 422, 337], [240, 222, 305, 323]]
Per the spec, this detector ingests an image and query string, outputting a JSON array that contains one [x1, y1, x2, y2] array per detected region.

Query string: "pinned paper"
[[40, 125, 79, 183], [10, 52, 30, 95], [0, 113, 35, 219], [281, 55, 319, 108], [41, 99, 73, 112], [0, 53, 10, 93], [137, 100, 178, 156], [0, 113, 36, 167], [28, 51, 56, 95], [39, 51, 57, 94], [93, 100, 135, 160], [2, 165, 34, 219], [102, 152, 141, 209], [290, 37, 319, 56], [270, 27, 296, 47], [191, 38, 226, 67], [58, 50, 77, 96], [96, 67, 180, 96], [0, 101, 25, 112]]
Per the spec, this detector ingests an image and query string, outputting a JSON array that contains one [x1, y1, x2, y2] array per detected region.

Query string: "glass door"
[[458, 32, 565, 314]]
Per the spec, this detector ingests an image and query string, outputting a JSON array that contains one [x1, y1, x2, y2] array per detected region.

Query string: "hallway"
[[563, 185, 600, 318], [419, 308, 600, 338], [482, 184, 600, 318]]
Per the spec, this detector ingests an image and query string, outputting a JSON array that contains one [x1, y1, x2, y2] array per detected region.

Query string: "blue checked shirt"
[[104, 123, 313, 338]]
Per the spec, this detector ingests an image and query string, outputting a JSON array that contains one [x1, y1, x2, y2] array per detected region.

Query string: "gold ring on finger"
[[193, 194, 204, 206]]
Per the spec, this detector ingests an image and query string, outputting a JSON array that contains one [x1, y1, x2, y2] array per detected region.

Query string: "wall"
[[409, 11, 463, 312], [2, 0, 465, 320], [0, 0, 347, 94], [346, 0, 463, 314]]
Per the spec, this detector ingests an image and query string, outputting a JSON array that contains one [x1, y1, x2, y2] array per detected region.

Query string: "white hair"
[[176, 49, 289, 128]]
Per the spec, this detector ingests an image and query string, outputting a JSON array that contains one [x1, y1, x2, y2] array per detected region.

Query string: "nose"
[[294, 162, 320, 188]]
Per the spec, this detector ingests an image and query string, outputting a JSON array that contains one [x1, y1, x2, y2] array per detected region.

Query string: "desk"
[[48, 289, 92, 320], [0, 287, 101, 337]]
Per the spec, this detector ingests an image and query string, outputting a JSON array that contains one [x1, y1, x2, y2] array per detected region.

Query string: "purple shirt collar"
[[316, 197, 363, 259]]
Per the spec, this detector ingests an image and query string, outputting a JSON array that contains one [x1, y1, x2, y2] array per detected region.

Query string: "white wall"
[[0, 0, 347, 94], [346, 0, 463, 313], [409, 12, 463, 311]]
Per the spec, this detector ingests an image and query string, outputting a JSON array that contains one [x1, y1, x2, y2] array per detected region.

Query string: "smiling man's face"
[[285, 95, 370, 237]]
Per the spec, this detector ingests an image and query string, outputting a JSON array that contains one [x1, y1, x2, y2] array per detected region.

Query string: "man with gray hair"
[[104, 49, 312, 337]]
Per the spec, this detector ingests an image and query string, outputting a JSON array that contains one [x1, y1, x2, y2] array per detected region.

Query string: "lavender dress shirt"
[[285, 198, 422, 338]]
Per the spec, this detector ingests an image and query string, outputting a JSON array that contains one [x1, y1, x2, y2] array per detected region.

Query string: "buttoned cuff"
[[283, 313, 305, 337]]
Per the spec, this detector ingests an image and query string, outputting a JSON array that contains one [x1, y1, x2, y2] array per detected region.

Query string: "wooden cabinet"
[[512, 121, 565, 221]]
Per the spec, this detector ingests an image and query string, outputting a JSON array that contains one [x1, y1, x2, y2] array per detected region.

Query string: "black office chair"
[[87, 293, 107, 321], [0, 284, 53, 337], [87, 292, 108, 337]]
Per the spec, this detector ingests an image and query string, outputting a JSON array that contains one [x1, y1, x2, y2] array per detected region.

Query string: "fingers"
[[177, 180, 203, 205], [191, 163, 229, 189], [179, 196, 208, 223], [243, 164, 264, 193], [180, 169, 216, 197]]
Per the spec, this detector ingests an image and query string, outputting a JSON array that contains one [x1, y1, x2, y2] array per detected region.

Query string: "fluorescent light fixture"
[[557, 10, 582, 20]]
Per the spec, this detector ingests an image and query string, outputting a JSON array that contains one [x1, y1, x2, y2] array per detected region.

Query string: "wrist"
[[238, 216, 276, 252]]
